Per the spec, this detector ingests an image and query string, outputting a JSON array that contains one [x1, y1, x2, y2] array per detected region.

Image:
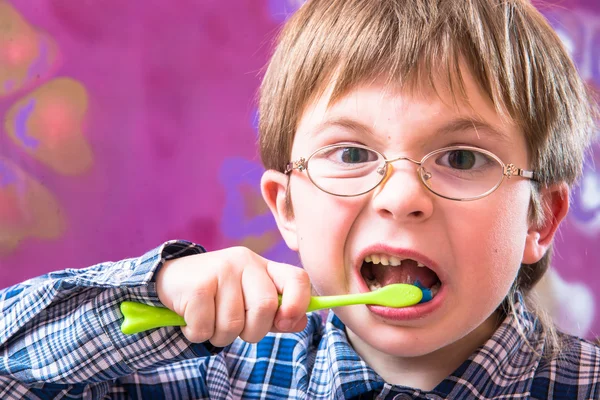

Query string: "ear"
[[522, 183, 569, 264], [261, 169, 299, 251]]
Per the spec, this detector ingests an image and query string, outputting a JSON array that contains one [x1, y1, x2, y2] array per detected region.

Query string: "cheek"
[[290, 181, 364, 291], [450, 189, 530, 290], [490, 190, 531, 268]]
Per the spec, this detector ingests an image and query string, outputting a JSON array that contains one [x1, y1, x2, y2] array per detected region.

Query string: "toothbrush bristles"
[[413, 280, 433, 303]]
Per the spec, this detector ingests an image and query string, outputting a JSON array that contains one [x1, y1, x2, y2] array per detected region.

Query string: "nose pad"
[[420, 167, 432, 181], [371, 164, 434, 220]]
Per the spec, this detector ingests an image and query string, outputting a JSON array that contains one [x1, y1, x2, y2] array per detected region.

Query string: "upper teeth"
[[364, 254, 425, 267]]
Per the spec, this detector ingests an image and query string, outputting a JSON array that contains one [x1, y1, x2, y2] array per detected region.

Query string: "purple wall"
[[0, 0, 598, 339]]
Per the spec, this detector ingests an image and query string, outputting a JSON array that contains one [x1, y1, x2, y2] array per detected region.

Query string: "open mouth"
[[360, 254, 441, 299]]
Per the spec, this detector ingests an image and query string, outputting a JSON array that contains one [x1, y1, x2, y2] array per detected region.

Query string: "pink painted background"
[[0, 0, 598, 339]]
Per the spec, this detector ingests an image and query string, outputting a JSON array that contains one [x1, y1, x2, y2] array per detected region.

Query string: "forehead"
[[294, 67, 522, 152]]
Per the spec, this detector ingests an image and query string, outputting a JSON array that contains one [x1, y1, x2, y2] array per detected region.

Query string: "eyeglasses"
[[285, 144, 536, 201]]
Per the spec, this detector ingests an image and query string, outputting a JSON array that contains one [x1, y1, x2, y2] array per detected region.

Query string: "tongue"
[[371, 260, 439, 288]]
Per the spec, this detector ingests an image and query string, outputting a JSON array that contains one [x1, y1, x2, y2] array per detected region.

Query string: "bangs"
[[267, 0, 516, 123], [324, 17, 472, 114]]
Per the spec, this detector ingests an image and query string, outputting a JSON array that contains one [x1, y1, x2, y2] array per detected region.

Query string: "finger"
[[266, 261, 311, 332], [239, 267, 279, 343], [270, 315, 309, 334], [290, 316, 309, 331], [210, 273, 245, 347], [180, 286, 216, 343]]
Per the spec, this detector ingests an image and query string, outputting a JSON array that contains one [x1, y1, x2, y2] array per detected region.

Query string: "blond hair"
[[258, 0, 598, 354]]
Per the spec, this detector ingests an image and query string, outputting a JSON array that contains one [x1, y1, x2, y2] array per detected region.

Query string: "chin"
[[343, 305, 494, 360], [355, 327, 452, 358], [343, 312, 448, 354]]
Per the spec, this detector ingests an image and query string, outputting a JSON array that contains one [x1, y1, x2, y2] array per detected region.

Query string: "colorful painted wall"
[[0, 0, 598, 339]]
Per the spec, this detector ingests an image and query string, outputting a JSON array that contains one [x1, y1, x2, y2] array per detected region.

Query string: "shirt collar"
[[437, 292, 544, 397]]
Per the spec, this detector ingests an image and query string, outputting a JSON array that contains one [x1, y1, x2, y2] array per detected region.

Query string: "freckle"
[[387, 136, 391, 139]]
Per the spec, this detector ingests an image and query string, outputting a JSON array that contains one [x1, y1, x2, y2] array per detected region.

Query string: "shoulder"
[[530, 333, 600, 398], [551, 334, 600, 369]]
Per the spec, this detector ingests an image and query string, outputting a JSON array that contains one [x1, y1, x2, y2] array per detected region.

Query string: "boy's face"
[[263, 70, 563, 358]]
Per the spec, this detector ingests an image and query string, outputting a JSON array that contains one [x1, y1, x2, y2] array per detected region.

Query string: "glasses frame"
[[285, 143, 536, 201]]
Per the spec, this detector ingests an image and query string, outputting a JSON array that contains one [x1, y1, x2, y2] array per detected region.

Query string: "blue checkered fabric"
[[1, 241, 599, 399]]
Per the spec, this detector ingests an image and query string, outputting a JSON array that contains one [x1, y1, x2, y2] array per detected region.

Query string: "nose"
[[370, 161, 434, 221]]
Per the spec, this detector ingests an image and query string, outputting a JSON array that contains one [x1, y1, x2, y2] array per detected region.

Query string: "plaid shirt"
[[1, 241, 599, 399]]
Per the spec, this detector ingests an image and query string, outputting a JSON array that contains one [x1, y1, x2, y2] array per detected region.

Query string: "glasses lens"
[[420, 147, 504, 200], [307, 144, 385, 196]]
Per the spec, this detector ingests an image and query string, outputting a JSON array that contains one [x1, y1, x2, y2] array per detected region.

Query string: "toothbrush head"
[[414, 280, 433, 303]]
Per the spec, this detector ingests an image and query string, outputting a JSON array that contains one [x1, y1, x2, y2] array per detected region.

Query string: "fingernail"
[[277, 318, 293, 331]]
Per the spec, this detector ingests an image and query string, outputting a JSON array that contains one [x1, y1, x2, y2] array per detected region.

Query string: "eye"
[[315, 145, 380, 165], [447, 150, 476, 169], [435, 149, 492, 170], [339, 147, 374, 164]]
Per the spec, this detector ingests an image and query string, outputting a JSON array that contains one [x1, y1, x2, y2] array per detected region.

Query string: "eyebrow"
[[436, 118, 512, 143], [310, 117, 375, 138], [310, 116, 512, 144]]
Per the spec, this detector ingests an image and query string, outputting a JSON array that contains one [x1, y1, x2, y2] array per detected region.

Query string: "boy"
[[2, 0, 599, 398]]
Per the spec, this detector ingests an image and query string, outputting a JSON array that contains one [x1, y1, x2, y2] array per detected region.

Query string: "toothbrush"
[[120, 283, 430, 335]]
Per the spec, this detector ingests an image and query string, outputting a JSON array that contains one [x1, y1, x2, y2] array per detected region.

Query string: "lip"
[[354, 244, 446, 320]]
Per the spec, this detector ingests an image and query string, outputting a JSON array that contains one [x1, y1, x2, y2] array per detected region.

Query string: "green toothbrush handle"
[[305, 294, 364, 312], [120, 295, 355, 335], [120, 301, 186, 335], [119, 296, 333, 335]]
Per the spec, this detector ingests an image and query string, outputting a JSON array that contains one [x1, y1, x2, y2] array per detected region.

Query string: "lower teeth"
[[366, 278, 382, 291]]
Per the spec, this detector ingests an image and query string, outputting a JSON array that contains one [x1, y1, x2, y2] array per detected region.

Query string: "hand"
[[155, 247, 311, 347]]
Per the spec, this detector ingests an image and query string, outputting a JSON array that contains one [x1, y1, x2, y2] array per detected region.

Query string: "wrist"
[[155, 258, 176, 310], [154, 240, 206, 310]]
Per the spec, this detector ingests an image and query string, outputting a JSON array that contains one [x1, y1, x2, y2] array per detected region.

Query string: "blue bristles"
[[413, 280, 433, 303]]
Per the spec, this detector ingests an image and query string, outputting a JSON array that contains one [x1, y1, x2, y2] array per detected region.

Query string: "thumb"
[[266, 260, 312, 325]]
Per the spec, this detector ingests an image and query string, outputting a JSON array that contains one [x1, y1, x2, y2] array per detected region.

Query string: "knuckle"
[[210, 320, 244, 346], [202, 316, 246, 347], [221, 246, 255, 274], [251, 296, 280, 314], [183, 327, 213, 343], [291, 268, 310, 287], [220, 317, 245, 337], [239, 330, 266, 344], [188, 286, 213, 300], [209, 336, 235, 347], [218, 260, 236, 276], [229, 246, 253, 262]]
